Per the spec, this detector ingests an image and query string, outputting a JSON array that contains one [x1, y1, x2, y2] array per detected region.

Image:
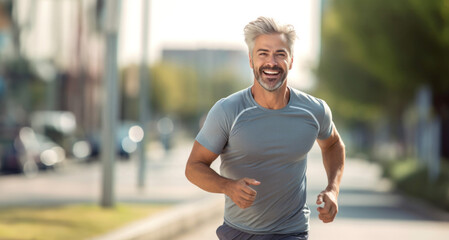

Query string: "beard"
[[253, 64, 288, 92]]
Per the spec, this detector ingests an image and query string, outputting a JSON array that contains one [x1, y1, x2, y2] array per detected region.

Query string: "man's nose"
[[266, 55, 277, 67]]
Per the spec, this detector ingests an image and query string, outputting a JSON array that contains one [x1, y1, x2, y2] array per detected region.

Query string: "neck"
[[251, 82, 290, 110]]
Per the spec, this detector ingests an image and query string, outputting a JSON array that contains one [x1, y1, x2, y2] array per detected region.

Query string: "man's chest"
[[226, 113, 318, 159]]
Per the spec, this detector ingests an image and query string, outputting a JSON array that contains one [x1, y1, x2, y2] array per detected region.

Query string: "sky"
[[119, 0, 322, 89]]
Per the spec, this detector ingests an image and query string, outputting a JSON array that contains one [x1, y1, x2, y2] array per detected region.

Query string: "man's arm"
[[185, 141, 260, 209], [316, 127, 345, 223]]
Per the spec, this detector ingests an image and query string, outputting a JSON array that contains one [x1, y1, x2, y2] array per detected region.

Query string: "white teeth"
[[263, 70, 279, 75]]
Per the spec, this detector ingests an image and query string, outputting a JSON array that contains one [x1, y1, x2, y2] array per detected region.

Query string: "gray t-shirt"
[[196, 86, 333, 234]]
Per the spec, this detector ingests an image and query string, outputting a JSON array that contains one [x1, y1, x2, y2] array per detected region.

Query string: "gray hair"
[[244, 16, 297, 57]]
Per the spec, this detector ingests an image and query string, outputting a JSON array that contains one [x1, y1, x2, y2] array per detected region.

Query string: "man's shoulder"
[[289, 87, 327, 109], [203, 87, 252, 131]]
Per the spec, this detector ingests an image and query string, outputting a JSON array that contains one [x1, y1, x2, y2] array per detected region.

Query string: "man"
[[185, 16, 345, 240]]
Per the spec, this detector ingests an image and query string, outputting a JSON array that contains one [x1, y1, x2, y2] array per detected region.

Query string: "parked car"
[[71, 122, 144, 161], [0, 127, 66, 176]]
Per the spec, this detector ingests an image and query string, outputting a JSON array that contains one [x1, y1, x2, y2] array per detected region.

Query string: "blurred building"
[[162, 48, 251, 81], [0, 0, 105, 135]]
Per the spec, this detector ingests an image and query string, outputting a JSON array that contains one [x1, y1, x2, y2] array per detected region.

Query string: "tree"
[[149, 62, 200, 121], [317, 0, 449, 157]]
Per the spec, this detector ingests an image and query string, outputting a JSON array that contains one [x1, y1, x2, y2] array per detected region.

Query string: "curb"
[[90, 196, 224, 240]]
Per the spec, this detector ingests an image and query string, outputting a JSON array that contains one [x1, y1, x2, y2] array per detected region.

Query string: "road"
[[0, 141, 209, 206], [174, 143, 449, 240]]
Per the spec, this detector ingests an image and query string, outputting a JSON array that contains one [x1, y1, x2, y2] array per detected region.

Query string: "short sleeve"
[[195, 99, 230, 154], [317, 99, 334, 140]]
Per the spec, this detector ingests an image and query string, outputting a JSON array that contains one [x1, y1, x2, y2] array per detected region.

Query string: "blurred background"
[[0, 0, 448, 239], [0, 0, 321, 176], [317, 0, 449, 208]]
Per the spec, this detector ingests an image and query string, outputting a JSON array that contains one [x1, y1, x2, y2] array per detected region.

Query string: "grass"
[[0, 203, 170, 240], [382, 158, 449, 211]]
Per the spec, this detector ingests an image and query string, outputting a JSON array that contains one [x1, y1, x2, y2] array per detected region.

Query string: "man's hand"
[[316, 190, 338, 223], [224, 178, 260, 209]]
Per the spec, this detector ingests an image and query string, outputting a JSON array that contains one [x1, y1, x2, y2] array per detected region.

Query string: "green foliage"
[[0, 57, 37, 89], [149, 62, 246, 121], [382, 158, 449, 211], [317, 0, 449, 123], [0, 57, 46, 115], [149, 62, 200, 120], [29, 80, 47, 111], [120, 62, 246, 127], [211, 69, 248, 103]]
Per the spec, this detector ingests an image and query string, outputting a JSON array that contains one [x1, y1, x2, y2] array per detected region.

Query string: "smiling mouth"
[[263, 70, 280, 76], [261, 67, 282, 77]]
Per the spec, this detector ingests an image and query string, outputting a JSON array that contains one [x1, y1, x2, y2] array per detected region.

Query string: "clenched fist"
[[316, 190, 339, 223], [224, 178, 260, 209]]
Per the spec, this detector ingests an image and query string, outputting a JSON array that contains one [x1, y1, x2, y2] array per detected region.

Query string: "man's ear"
[[289, 56, 294, 70], [249, 53, 254, 69]]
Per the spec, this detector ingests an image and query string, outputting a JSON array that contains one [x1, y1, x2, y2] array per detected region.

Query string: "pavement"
[[1, 140, 449, 240]]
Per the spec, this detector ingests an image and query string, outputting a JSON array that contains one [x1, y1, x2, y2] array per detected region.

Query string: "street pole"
[[101, 0, 121, 208], [138, 0, 151, 188]]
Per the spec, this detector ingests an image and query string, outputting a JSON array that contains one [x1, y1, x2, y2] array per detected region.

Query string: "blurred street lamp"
[[100, 0, 121, 208], [138, 0, 151, 189]]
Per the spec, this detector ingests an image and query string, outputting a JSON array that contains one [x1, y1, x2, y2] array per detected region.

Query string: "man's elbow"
[[185, 162, 194, 183], [185, 159, 203, 184]]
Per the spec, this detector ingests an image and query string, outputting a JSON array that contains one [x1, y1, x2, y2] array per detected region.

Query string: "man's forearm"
[[186, 160, 260, 209], [321, 139, 345, 195], [185, 161, 231, 194]]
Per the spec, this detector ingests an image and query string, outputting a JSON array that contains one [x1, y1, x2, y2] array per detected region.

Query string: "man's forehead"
[[254, 34, 289, 51]]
